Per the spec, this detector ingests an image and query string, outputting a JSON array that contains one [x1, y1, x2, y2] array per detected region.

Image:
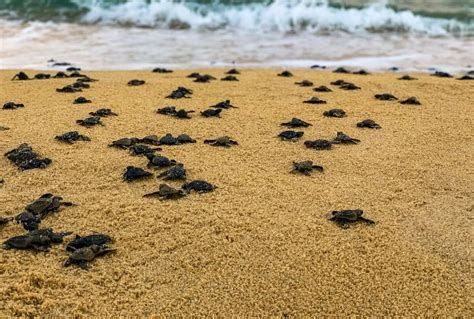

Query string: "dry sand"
[[0, 69, 473, 317]]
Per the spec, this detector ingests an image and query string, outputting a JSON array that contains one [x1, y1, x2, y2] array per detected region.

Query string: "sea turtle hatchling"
[[204, 136, 238, 147], [431, 71, 452, 78], [15, 211, 41, 231], [123, 166, 153, 182], [457, 75, 474, 80], [332, 132, 360, 144], [333, 67, 350, 74], [139, 135, 160, 145], [193, 74, 216, 83], [76, 116, 104, 127], [177, 134, 196, 144], [34, 73, 51, 80], [174, 109, 195, 119], [3, 228, 71, 251], [157, 134, 179, 145], [129, 144, 161, 156], [323, 109, 346, 118], [157, 106, 177, 114], [128, 79, 145, 86], [143, 184, 187, 200], [278, 130, 304, 141], [56, 85, 82, 93], [357, 119, 381, 129], [400, 97, 421, 105], [295, 80, 313, 87], [4, 143, 52, 170], [187, 73, 201, 78], [313, 86, 332, 92], [375, 93, 398, 101], [64, 244, 116, 269], [89, 108, 118, 117], [211, 100, 237, 109], [53, 71, 68, 78], [157, 164, 187, 180], [353, 69, 370, 75], [303, 97, 326, 104], [329, 209, 375, 228], [221, 75, 239, 81], [201, 109, 222, 117], [12, 71, 29, 80], [278, 70, 293, 77], [146, 154, 176, 168], [55, 131, 91, 144], [66, 234, 112, 252], [182, 180, 216, 193], [398, 75, 417, 80], [281, 118, 312, 128], [152, 67, 173, 73], [0, 216, 13, 228], [340, 82, 361, 90], [166, 87, 193, 99], [73, 97, 91, 104], [25, 193, 75, 218], [3, 102, 25, 109], [108, 137, 140, 149], [304, 139, 333, 150], [291, 161, 323, 175], [226, 69, 240, 74]]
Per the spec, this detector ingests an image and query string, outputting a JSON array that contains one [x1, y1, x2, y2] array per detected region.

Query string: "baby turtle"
[[304, 139, 333, 150], [310, 64, 326, 69], [291, 161, 323, 175], [166, 87, 193, 99], [340, 82, 360, 90], [3, 102, 24, 109], [177, 134, 196, 144], [357, 119, 381, 129], [278, 70, 293, 77], [12, 71, 29, 80], [89, 108, 118, 117], [143, 184, 187, 200], [281, 118, 312, 128], [323, 109, 346, 118], [73, 97, 91, 104], [157, 106, 177, 114], [0, 216, 13, 228], [3, 228, 71, 251], [157, 164, 187, 180], [66, 67, 80, 72], [333, 67, 350, 74], [146, 154, 176, 168], [295, 80, 313, 87], [187, 72, 201, 78], [204, 136, 238, 147], [4, 143, 52, 170], [332, 132, 360, 144], [108, 137, 140, 149], [221, 75, 239, 81], [25, 193, 75, 218], [375, 93, 398, 101], [278, 130, 304, 141], [64, 244, 115, 269], [55, 131, 91, 144], [157, 133, 179, 146], [193, 74, 216, 83], [353, 69, 370, 75], [57, 85, 82, 93], [313, 85, 332, 92], [72, 81, 90, 89], [66, 234, 112, 252], [211, 100, 237, 109], [226, 68, 240, 74], [303, 97, 326, 104], [330, 79, 348, 86], [139, 135, 160, 145], [77, 116, 104, 127], [129, 144, 161, 156], [398, 75, 417, 80], [123, 166, 153, 182], [152, 67, 173, 73], [34, 73, 51, 80], [174, 109, 195, 119], [457, 75, 474, 80], [128, 79, 145, 86], [182, 180, 216, 193], [201, 109, 222, 117], [15, 212, 41, 231], [330, 209, 375, 228], [53, 71, 68, 78], [431, 71, 452, 78], [400, 97, 421, 105]]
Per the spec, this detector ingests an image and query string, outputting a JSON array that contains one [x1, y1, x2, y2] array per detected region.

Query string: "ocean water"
[[0, 0, 473, 71]]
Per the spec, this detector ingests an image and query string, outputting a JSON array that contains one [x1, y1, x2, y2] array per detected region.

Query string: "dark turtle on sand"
[[0, 216, 13, 228], [123, 166, 153, 182], [431, 71, 452, 78], [31, 228, 72, 243], [34, 73, 51, 80], [278, 130, 304, 141], [64, 244, 115, 269], [57, 85, 82, 93], [353, 69, 370, 75], [457, 75, 474, 80], [157, 164, 186, 180], [143, 184, 187, 200], [55, 131, 91, 144], [304, 139, 333, 150], [357, 119, 381, 129], [53, 71, 68, 78], [152, 67, 173, 73], [310, 64, 326, 69], [0, 126, 10, 131], [12, 71, 29, 81], [333, 67, 350, 74], [330, 79, 348, 86], [76, 76, 97, 83], [201, 108, 222, 117], [146, 154, 176, 168], [375, 93, 398, 101], [157, 133, 179, 146], [139, 135, 160, 145], [15, 211, 41, 231], [128, 79, 145, 86], [66, 234, 112, 252], [332, 132, 360, 144], [400, 97, 421, 105], [73, 97, 91, 104], [303, 97, 326, 104], [108, 137, 140, 149], [177, 134, 196, 144], [398, 75, 417, 80], [291, 161, 323, 176], [66, 67, 81, 72], [72, 81, 90, 89], [4, 143, 52, 170], [157, 106, 177, 114], [25, 193, 75, 218], [3, 228, 71, 251], [340, 82, 360, 90], [226, 69, 240, 75], [313, 85, 332, 92], [76, 116, 104, 127], [278, 70, 293, 77], [187, 72, 201, 78], [193, 74, 216, 83], [129, 144, 161, 156], [281, 118, 312, 128], [295, 80, 313, 87], [89, 108, 118, 117], [221, 75, 239, 81], [323, 108, 346, 118], [204, 136, 238, 147], [3, 102, 24, 109], [166, 87, 193, 99], [174, 109, 195, 119], [182, 180, 216, 193], [211, 100, 237, 109], [329, 209, 375, 228]]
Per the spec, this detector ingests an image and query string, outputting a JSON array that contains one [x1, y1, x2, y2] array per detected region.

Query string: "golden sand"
[[0, 69, 473, 317]]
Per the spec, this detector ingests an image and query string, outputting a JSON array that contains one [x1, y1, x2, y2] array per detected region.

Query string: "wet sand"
[[0, 69, 473, 317]]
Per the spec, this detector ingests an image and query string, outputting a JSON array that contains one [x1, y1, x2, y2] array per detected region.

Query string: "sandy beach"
[[0, 69, 472, 317]]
